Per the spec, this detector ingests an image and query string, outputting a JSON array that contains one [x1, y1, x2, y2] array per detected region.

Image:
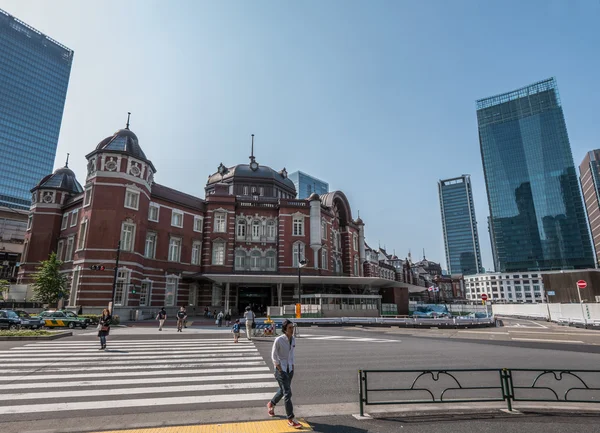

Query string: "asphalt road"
[[1, 318, 599, 433]]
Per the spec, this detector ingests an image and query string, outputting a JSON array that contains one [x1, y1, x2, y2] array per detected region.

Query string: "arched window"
[[235, 250, 247, 270], [266, 220, 277, 238], [250, 250, 262, 269], [237, 219, 246, 238], [252, 220, 261, 239], [266, 250, 277, 270]]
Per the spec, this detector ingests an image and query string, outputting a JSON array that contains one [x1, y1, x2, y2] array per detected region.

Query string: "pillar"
[[277, 283, 283, 307], [224, 283, 230, 312], [309, 193, 322, 269]]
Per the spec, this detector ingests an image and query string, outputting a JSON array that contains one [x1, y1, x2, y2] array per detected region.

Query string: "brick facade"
[[19, 126, 368, 314]]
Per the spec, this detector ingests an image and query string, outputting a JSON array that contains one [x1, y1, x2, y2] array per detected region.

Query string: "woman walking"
[[98, 308, 112, 350]]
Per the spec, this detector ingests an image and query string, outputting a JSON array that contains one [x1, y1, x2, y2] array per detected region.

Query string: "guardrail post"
[[358, 370, 365, 417], [501, 368, 513, 411]]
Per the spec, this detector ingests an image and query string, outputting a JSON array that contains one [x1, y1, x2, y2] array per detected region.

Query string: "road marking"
[[0, 370, 272, 384], [4, 381, 279, 400], [299, 334, 399, 342], [511, 337, 586, 344], [2, 354, 264, 363], [1, 360, 268, 372], [0, 392, 277, 415], [1, 339, 277, 416], [6, 347, 257, 354], [0, 351, 262, 359]]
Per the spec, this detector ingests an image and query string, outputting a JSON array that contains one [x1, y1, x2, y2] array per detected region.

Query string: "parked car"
[[38, 310, 88, 329], [14, 310, 45, 329], [0, 309, 22, 330]]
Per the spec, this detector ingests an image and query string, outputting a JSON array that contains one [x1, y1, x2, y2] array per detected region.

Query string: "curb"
[[0, 331, 72, 341]]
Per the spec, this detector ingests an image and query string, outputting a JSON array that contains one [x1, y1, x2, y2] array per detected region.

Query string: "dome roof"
[[95, 128, 147, 161], [32, 166, 83, 194], [207, 163, 296, 191], [308, 192, 320, 202]]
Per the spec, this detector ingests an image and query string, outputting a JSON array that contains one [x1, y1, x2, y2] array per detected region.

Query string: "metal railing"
[[358, 369, 600, 416]]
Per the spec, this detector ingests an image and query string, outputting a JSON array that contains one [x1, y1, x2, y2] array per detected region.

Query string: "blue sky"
[[2, 0, 599, 270]]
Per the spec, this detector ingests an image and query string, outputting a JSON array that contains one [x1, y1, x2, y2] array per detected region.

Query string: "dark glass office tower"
[[477, 78, 594, 272], [0, 9, 73, 209], [438, 175, 483, 275]]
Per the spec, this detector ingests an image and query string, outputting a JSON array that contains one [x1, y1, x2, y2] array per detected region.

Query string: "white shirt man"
[[267, 320, 301, 429], [243, 309, 255, 340]]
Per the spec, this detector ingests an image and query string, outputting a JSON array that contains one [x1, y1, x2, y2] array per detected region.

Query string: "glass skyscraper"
[[477, 78, 594, 272], [438, 175, 483, 275], [0, 9, 73, 209], [288, 171, 329, 199]]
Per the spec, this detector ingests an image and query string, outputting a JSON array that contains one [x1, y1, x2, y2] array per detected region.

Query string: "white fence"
[[492, 303, 600, 325]]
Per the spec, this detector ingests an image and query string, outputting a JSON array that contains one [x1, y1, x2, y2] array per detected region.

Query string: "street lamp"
[[297, 250, 308, 307]]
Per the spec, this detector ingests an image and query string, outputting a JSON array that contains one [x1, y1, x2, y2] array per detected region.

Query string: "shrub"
[[111, 315, 120, 325], [0, 329, 53, 337]]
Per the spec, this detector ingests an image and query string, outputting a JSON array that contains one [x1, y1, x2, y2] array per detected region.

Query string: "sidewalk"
[[84, 410, 600, 433]]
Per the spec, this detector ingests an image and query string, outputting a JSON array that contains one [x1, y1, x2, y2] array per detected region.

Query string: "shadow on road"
[[308, 421, 369, 433]]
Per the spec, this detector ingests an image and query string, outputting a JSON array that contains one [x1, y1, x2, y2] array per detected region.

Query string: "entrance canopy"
[[189, 273, 405, 288]]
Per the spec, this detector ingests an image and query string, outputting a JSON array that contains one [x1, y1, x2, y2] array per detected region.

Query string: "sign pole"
[[576, 284, 587, 327], [110, 240, 121, 315]]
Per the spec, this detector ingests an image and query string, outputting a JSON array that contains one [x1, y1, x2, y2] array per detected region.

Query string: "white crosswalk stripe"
[[0, 338, 278, 416], [300, 334, 400, 343]]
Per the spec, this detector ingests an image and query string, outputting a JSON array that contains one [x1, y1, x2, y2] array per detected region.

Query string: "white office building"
[[464, 272, 545, 303]]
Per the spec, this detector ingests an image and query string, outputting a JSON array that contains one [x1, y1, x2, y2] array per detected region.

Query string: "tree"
[[0, 279, 9, 301], [32, 252, 69, 306]]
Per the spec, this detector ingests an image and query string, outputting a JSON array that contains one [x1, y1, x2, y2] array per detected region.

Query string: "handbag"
[[100, 325, 109, 332], [252, 321, 256, 329], [96, 324, 102, 331]]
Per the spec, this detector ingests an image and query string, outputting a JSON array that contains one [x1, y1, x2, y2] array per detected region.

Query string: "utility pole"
[[109, 240, 121, 315], [297, 249, 307, 318]]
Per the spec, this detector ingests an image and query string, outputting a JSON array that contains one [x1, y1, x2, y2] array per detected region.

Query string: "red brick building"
[[19, 126, 401, 315]]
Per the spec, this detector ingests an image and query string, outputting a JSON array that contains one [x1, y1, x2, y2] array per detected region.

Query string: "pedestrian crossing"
[[0, 338, 278, 417], [299, 334, 400, 343]]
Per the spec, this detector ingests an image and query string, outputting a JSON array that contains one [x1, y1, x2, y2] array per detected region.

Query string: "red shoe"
[[267, 402, 275, 417], [287, 419, 302, 429]]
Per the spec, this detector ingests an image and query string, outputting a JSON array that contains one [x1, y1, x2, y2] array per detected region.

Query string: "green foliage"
[[111, 315, 120, 325], [32, 252, 69, 306], [0, 279, 9, 300], [0, 329, 53, 337], [80, 314, 100, 324]]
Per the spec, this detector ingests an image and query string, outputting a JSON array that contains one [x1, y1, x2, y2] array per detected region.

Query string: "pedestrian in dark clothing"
[[98, 308, 111, 350], [78, 305, 83, 315], [176, 307, 187, 332], [267, 319, 301, 429], [225, 311, 231, 327], [156, 308, 167, 331]]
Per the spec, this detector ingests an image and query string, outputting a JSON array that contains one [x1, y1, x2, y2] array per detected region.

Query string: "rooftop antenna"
[[65, 153, 70, 168], [250, 134, 255, 162], [423, 248, 426, 260], [126, 112, 131, 129]]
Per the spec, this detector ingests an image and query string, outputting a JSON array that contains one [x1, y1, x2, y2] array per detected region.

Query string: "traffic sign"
[[481, 294, 488, 301], [577, 280, 587, 289], [547, 291, 555, 296]]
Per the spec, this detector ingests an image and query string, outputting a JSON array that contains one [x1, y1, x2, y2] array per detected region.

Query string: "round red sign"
[[577, 280, 587, 289], [481, 294, 488, 301]]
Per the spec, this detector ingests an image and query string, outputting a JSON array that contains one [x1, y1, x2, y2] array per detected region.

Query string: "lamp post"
[[109, 240, 121, 315], [297, 250, 307, 318]]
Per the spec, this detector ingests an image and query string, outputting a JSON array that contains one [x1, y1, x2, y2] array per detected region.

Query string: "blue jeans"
[[271, 369, 294, 419], [99, 335, 106, 347]]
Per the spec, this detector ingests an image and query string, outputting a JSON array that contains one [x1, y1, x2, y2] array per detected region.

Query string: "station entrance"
[[237, 286, 271, 316]]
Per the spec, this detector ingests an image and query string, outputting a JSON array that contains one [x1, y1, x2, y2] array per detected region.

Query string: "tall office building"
[[0, 9, 73, 209], [288, 171, 329, 199], [477, 78, 594, 272], [579, 150, 600, 267], [438, 175, 483, 275]]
